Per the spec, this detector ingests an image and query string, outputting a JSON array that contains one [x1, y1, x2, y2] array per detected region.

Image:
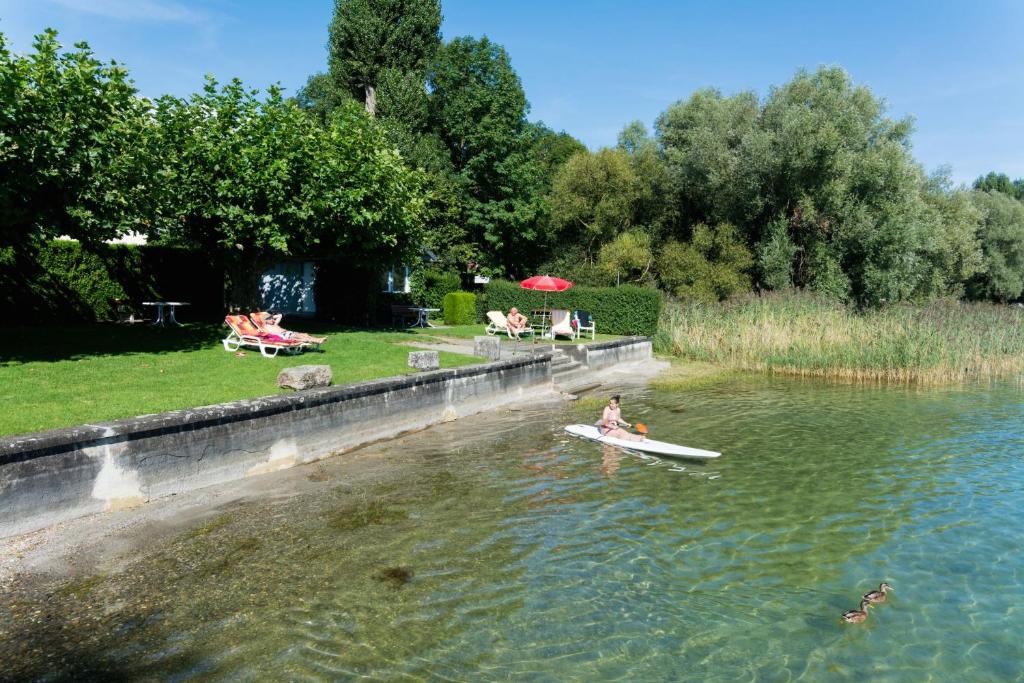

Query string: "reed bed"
[[656, 291, 1024, 384]]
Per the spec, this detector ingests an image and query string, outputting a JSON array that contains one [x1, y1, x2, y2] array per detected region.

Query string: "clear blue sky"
[[2, 0, 1022, 184]]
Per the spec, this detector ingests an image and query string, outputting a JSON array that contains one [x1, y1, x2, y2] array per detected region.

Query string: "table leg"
[[151, 304, 165, 326], [168, 305, 181, 326]]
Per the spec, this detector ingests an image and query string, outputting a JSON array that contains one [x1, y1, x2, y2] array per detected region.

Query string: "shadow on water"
[[0, 585, 201, 683]]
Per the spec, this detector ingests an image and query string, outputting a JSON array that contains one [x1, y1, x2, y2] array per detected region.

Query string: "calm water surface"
[[2, 375, 1023, 681]]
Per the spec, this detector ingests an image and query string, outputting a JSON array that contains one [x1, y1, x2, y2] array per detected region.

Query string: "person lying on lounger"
[[251, 312, 327, 345], [506, 307, 529, 336]]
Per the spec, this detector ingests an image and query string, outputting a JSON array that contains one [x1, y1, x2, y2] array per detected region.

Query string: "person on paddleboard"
[[599, 395, 644, 441]]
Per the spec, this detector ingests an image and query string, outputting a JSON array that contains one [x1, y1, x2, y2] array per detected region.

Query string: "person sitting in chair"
[[506, 307, 528, 336]]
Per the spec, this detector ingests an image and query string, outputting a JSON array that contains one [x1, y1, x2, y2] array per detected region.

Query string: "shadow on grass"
[[0, 321, 433, 364], [0, 323, 226, 364]]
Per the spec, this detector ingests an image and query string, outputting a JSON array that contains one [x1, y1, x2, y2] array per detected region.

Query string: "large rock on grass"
[[277, 365, 332, 391], [408, 351, 439, 371]]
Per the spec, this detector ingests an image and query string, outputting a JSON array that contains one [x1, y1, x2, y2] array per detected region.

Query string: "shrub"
[[1, 240, 222, 323], [443, 291, 476, 325], [483, 280, 661, 336], [411, 268, 462, 309]]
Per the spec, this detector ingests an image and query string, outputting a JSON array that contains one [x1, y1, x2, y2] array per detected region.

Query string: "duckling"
[[842, 599, 872, 624], [863, 582, 893, 604]]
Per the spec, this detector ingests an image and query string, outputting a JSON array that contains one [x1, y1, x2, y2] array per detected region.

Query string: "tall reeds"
[[656, 291, 1024, 384]]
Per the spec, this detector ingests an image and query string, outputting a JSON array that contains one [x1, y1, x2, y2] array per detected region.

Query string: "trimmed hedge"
[[443, 291, 476, 325], [1, 240, 223, 323], [411, 268, 461, 309], [481, 280, 662, 336]]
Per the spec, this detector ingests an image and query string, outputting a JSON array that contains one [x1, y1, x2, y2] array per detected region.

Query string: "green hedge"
[[443, 291, 476, 325], [411, 268, 462, 309], [480, 280, 662, 336], [1, 240, 223, 323]]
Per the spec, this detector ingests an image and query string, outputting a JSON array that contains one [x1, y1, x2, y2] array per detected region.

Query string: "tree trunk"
[[225, 258, 265, 314], [364, 83, 377, 117]]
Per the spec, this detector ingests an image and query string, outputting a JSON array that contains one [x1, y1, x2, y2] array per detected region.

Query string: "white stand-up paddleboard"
[[564, 424, 721, 459]]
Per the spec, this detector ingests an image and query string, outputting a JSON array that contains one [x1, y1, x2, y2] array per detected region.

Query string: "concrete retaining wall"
[[561, 336, 652, 369], [0, 355, 551, 539]]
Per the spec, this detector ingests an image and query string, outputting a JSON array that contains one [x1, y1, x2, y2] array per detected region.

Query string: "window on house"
[[383, 266, 411, 294]]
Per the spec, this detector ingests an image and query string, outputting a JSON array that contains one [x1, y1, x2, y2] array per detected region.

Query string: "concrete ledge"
[[561, 336, 652, 369], [0, 353, 552, 539]]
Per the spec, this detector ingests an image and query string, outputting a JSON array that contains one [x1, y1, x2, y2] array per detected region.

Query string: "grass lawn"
[[0, 323, 481, 437], [410, 324, 623, 344]]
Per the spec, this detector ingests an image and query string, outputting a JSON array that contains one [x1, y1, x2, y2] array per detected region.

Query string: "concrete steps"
[[551, 348, 601, 393]]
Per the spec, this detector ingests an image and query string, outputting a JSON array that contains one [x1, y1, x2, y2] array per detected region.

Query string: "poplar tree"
[[324, 0, 441, 116]]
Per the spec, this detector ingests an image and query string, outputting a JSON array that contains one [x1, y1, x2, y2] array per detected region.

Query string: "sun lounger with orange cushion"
[[250, 311, 327, 347], [222, 315, 304, 358]]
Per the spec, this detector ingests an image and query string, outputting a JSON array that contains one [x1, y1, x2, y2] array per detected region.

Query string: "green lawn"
[[0, 323, 481, 436], [410, 324, 622, 344]]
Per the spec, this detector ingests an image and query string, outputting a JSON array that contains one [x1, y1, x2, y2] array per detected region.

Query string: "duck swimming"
[[842, 599, 872, 624], [863, 582, 893, 604]]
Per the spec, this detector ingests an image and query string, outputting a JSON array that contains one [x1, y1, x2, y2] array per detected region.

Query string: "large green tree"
[[966, 190, 1024, 301], [153, 79, 425, 309], [428, 36, 544, 275], [549, 148, 643, 260], [0, 29, 155, 246], [322, 0, 441, 116]]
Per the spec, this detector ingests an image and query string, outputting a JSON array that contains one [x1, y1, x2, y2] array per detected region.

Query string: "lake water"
[[2, 375, 1023, 681]]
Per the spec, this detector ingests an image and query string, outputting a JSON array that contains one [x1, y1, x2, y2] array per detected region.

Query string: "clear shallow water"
[[2, 376, 1024, 681]]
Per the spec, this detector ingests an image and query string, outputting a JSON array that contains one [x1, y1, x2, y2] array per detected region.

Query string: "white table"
[[410, 307, 440, 328], [143, 301, 190, 326]]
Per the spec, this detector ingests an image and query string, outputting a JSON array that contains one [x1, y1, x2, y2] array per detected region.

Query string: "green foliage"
[[550, 148, 642, 258], [153, 81, 425, 309], [442, 291, 476, 325], [658, 223, 753, 301], [598, 230, 654, 284], [0, 240, 221, 323], [0, 29, 156, 246], [325, 0, 441, 113], [483, 279, 662, 336], [755, 217, 797, 290], [429, 36, 544, 275], [411, 268, 461, 308], [966, 190, 1024, 301], [973, 172, 1023, 201]]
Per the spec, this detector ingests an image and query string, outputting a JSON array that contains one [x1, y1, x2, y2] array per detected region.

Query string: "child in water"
[[599, 395, 644, 441]]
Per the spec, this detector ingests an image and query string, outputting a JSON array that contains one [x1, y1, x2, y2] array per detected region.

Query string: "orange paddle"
[[634, 423, 649, 435]]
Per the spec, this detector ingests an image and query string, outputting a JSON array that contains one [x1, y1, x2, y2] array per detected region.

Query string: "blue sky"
[[2, 0, 1022, 184]]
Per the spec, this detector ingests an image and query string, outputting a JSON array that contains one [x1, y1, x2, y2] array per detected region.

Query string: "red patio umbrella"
[[520, 275, 573, 338]]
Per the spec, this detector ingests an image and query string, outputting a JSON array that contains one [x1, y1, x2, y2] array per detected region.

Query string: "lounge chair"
[[572, 310, 596, 340], [222, 315, 304, 358], [549, 309, 576, 339], [250, 311, 326, 347], [485, 310, 534, 339]]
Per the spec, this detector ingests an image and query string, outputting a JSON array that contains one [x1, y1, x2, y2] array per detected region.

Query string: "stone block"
[[473, 335, 501, 361], [277, 364, 332, 391], [408, 350, 439, 371]]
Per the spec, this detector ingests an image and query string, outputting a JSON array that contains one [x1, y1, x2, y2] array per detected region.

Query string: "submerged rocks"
[[277, 364, 332, 391], [407, 351, 439, 371]]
